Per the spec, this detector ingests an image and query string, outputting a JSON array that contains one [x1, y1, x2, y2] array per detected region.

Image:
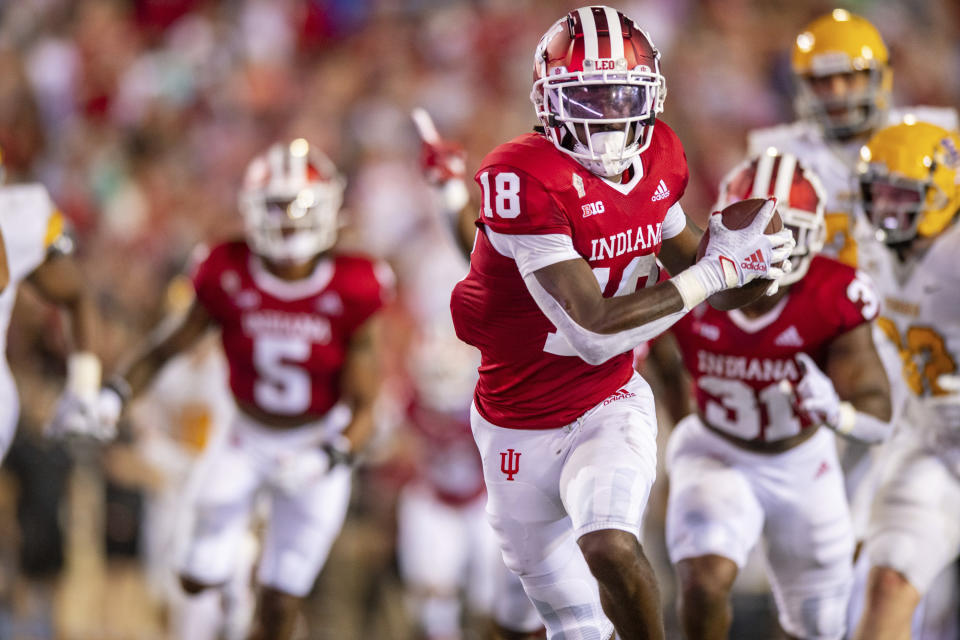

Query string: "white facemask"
[[572, 129, 634, 177]]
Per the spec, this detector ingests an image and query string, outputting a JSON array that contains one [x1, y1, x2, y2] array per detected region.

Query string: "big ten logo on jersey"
[[582, 201, 605, 218]]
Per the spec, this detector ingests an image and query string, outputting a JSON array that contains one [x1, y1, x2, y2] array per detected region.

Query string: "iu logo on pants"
[[500, 448, 521, 481]]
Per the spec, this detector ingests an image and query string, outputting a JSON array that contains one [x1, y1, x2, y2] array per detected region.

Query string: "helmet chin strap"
[[572, 129, 633, 177]]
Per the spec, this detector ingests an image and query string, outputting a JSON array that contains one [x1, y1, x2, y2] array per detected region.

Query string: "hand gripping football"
[[696, 198, 784, 311]]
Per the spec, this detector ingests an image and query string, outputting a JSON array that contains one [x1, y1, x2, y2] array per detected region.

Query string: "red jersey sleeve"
[[338, 256, 395, 330], [474, 165, 572, 237], [189, 242, 231, 323], [818, 259, 881, 333]]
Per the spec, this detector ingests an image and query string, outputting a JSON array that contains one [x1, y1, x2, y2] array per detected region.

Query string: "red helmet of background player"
[[716, 149, 827, 285], [239, 139, 345, 265], [531, 5, 665, 178]]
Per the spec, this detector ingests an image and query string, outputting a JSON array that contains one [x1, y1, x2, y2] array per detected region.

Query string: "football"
[[696, 198, 784, 311]]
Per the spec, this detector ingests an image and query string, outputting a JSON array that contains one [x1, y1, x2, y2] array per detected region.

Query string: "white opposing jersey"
[[0, 183, 63, 354], [858, 224, 960, 439], [747, 106, 959, 267]]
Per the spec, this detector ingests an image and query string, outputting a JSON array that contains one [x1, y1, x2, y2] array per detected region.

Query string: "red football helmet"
[[531, 5, 665, 177], [716, 150, 827, 285], [239, 139, 345, 264]]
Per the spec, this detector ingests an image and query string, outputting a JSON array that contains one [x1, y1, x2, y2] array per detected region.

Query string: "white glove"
[[46, 353, 118, 442], [94, 386, 123, 441], [671, 198, 796, 310], [48, 389, 99, 439], [793, 352, 846, 430], [701, 199, 796, 288], [272, 446, 332, 495]]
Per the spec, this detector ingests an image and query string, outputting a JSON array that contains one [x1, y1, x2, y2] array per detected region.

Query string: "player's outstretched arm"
[[793, 325, 892, 443], [412, 108, 477, 259], [29, 252, 106, 440], [114, 298, 214, 399], [334, 315, 384, 463], [28, 252, 97, 354], [525, 201, 792, 365]]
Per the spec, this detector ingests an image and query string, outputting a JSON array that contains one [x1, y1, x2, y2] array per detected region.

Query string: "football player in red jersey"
[[446, 6, 795, 640], [72, 139, 394, 640], [652, 151, 891, 640]]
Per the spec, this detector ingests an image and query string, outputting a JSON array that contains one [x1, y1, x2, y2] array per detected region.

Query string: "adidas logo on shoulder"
[[774, 325, 804, 348], [651, 179, 671, 201]]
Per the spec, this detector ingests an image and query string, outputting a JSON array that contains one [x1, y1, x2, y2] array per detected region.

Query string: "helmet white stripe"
[[603, 6, 625, 59], [289, 145, 307, 187], [751, 151, 775, 198], [578, 7, 600, 61], [773, 153, 797, 203], [268, 144, 285, 191]]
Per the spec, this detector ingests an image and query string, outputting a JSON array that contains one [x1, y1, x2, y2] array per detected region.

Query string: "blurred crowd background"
[[0, 0, 959, 638]]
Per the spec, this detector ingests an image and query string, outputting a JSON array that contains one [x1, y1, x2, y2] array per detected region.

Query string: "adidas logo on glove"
[[740, 249, 766, 272]]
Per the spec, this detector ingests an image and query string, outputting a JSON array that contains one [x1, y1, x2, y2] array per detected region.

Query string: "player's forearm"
[[65, 290, 98, 353], [340, 401, 376, 453], [586, 281, 686, 334], [114, 305, 211, 399], [834, 387, 893, 444]]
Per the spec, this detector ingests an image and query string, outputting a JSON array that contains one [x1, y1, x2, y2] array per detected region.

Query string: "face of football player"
[[259, 197, 330, 278], [806, 69, 874, 134], [560, 83, 652, 179], [862, 178, 925, 245]]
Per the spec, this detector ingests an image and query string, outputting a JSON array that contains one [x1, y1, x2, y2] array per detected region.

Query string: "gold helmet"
[[858, 120, 960, 245], [792, 9, 892, 140]]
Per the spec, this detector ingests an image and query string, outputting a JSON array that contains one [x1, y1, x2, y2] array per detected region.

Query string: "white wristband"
[[835, 401, 857, 435], [67, 352, 102, 400], [670, 261, 726, 311], [439, 178, 469, 213]]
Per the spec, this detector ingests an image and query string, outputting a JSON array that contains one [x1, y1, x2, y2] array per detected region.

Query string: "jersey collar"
[[248, 254, 335, 301], [727, 295, 790, 334]]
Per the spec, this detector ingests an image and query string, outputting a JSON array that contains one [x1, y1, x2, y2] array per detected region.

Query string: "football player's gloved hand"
[[94, 384, 125, 441], [671, 199, 796, 310], [272, 436, 353, 495], [46, 353, 118, 442], [700, 198, 796, 290], [420, 139, 470, 214], [48, 390, 99, 439], [792, 352, 847, 430], [420, 138, 466, 186], [273, 447, 332, 495]]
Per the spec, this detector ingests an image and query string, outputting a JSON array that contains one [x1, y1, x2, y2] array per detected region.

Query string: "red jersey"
[[406, 400, 485, 506], [670, 255, 879, 442], [192, 241, 392, 418], [451, 123, 689, 429]]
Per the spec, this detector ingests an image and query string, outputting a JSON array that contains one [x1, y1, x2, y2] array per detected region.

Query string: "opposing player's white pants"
[[0, 363, 19, 461], [471, 372, 658, 640], [179, 408, 352, 597], [863, 427, 960, 595], [397, 484, 541, 634], [666, 415, 854, 640]]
